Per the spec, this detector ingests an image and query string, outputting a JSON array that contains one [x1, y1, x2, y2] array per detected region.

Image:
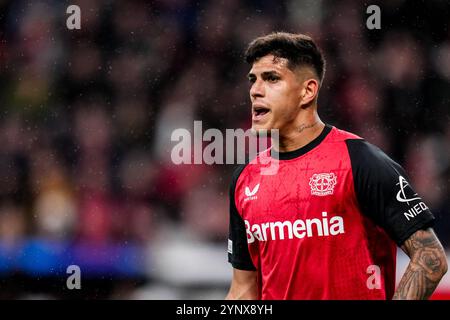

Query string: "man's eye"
[[267, 76, 279, 82]]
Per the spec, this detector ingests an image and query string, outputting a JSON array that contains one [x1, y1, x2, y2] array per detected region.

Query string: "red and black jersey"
[[228, 124, 435, 300]]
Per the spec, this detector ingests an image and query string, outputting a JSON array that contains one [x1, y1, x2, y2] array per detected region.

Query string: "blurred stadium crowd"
[[0, 0, 449, 299]]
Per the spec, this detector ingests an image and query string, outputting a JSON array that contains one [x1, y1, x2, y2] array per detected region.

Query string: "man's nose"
[[250, 79, 265, 99]]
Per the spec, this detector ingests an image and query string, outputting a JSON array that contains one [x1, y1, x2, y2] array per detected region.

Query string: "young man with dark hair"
[[226, 32, 447, 300]]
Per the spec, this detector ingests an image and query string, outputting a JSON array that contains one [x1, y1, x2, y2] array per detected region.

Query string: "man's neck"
[[272, 115, 325, 153]]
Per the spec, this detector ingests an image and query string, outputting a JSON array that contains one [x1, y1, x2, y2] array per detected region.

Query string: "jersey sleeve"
[[228, 164, 256, 271], [346, 139, 435, 246]]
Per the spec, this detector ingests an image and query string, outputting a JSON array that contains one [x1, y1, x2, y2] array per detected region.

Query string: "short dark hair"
[[245, 32, 326, 83]]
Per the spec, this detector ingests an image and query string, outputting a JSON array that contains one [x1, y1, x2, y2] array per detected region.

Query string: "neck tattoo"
[[298, 121, 318, 133]]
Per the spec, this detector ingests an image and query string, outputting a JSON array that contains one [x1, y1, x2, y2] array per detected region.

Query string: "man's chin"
[[251, 124, 273, 136]]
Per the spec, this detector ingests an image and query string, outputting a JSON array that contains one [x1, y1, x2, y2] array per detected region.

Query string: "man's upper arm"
[[226, 268, 258, 300], [394, 227, 448, 299], [401, 228, 446, 260], [346, 139, 435, 245], [228, 164, 256, 271]]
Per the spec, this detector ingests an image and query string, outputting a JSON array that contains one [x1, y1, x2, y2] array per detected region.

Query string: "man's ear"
[[299, 78, 319, 107]]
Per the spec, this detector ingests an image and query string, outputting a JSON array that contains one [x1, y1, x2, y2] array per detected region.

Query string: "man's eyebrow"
[[261, 70, 280, 77], [247, 70, 281, 78]]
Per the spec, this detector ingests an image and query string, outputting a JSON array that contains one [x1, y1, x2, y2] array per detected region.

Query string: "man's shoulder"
[[326, 126, 395, 166], [327, 125, 389, 158], [230, 163, 249, 187], [328, 125, 363, 142]]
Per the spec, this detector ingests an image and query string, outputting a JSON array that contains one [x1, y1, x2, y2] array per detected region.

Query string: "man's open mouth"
[[252, 105, 271, 121]]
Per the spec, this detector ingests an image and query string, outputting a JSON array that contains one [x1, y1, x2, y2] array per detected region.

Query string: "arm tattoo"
[[393, 228, 447, 300]]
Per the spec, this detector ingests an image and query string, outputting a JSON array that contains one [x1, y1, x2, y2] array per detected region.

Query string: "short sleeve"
[[346, 139, 435, 246], [228, 164, 256, 270]]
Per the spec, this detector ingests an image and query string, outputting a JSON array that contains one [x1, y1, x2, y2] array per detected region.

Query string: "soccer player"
[[226, 32, 447, 300]]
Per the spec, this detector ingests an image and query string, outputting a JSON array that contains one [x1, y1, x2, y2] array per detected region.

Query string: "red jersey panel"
[[228, 125, 435, 300]]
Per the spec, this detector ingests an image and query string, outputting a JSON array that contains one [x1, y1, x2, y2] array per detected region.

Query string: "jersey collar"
[[271, 124, 333, 160]]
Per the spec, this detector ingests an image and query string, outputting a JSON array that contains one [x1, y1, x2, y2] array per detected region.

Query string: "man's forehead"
[[249, 55, 290, 74]]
